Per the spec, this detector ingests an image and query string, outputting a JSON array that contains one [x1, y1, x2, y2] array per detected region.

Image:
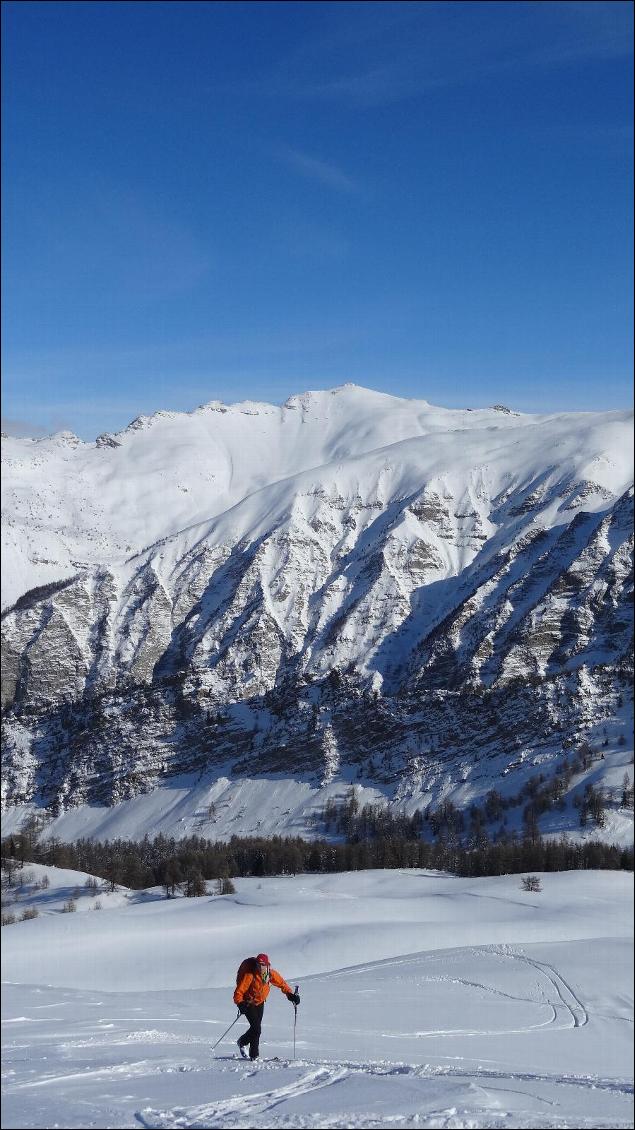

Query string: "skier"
[[234, 952, 300, 1060]]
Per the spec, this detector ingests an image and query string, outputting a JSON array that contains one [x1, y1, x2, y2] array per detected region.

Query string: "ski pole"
[[293, 984, 299, 1059], [211, 1009, 241, 1054]]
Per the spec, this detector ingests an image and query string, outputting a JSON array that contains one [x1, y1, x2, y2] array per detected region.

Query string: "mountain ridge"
[[1, 386, 633, 841]]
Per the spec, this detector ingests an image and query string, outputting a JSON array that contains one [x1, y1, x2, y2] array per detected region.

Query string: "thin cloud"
[[1, 416, 60, 439], [234, 2, 633, 109], [276, 145, 361, 194]]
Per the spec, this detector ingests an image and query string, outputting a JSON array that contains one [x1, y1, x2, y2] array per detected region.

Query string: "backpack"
[[236, 957, 258, 985]]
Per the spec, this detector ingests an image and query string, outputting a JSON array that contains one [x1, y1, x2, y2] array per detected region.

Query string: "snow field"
[[1, 865, 633, 1128]]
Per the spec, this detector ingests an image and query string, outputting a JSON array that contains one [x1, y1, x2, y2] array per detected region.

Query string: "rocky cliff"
[[1, 386, 633, 822]]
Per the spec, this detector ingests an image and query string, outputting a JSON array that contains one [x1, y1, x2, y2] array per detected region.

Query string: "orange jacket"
[[234, 966, 293, 1007]]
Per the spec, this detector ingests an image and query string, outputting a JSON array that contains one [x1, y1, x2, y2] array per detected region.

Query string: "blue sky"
[[2, 1, 633, 439]]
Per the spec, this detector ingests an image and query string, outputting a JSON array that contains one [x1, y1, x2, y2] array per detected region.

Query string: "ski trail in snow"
[[520, 956, 589, 1028], [320, 946, 587, 1038], [134, 1058, 634, 1129], [136, 1065, 350, 1128], [9, 1058, 196, 1090], [266, 1058, 633, 1095], [494, 948, 589, 1028]]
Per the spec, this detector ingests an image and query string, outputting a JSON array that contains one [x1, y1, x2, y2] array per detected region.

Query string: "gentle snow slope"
[[2, 865, 632, 1129]]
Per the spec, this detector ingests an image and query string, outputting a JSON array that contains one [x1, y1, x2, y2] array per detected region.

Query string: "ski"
[[236, 1054, 282, 1063]]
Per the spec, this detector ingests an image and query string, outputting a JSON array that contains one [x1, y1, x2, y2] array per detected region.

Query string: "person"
[[234, 952, 300, 1060]]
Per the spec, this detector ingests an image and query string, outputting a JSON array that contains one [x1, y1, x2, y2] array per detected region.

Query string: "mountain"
[[1, 385, 633, 841]]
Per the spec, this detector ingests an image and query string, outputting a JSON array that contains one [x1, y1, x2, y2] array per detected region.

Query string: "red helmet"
[[256, 953, 270, 965]]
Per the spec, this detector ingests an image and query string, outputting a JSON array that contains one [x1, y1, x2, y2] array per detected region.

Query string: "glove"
[[237, 1002, 248, 1014], [286, 992, 300, 1006]]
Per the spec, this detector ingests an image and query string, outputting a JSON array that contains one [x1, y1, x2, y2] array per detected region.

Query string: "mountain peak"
[[1, 384, 632, 844], [50, 430, 83, 447]]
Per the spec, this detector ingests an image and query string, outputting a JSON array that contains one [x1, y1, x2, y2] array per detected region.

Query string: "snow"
[[2, 386, 632, 611], [2, 719, 632, 850], [3, 385, 632, 839], [2, 864, 632, 1128]]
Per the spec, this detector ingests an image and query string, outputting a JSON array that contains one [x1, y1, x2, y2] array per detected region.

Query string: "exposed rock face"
[[1, 388, 633, 815]]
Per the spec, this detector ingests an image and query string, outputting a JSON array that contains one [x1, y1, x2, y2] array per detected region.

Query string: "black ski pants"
[[238, 1002, 265, 1059]]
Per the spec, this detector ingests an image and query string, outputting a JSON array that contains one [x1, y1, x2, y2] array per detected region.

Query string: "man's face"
[[258, 962, 267, 973]]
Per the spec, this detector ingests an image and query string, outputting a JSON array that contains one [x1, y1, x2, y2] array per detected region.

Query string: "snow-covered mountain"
[[1, 385, 633, 834]]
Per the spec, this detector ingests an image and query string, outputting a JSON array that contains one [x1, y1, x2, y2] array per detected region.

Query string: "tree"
[[21, 813, 45, 859], [521, 875, 542, 892], [103, 860, 124, 893], [181, 868, 206, 897], [160, 857, 183, 898], [121, 853, 151, 889], [1, 856, 19, 889], [484, 790, 504, 823], [43, 837, 73, 869], [587, 785, 607, 828]]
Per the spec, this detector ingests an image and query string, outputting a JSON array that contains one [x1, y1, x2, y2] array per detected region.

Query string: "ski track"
[[3, 875, 632, 1130], [321, 946, 589, 1036], [505, 952, 589, 1029], [135, 1058, 634, 1130], [133, 950, 612, 1128], [9, 1058, 197, 1090], [136, 1065, 350, 1128]]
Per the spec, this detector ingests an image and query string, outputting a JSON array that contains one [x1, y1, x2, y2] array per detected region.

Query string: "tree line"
[[2, 745, 632, 897], [2, 826, 631, 896], [320, 755, 633, 846]]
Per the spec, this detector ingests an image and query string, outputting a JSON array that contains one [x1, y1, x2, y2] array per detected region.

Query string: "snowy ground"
[[1, 864, 633, 1129], [2, 711, 633, 851]]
